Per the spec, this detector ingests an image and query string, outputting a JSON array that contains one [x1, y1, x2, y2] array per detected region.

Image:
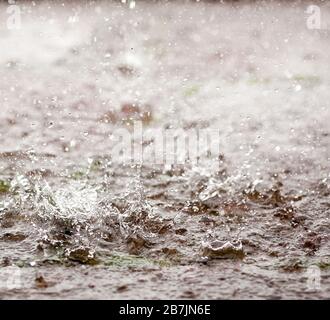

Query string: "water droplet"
[[129, 0, 136, 9]]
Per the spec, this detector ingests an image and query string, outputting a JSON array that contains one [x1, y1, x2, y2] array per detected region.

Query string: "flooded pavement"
[[0, 0, 330, 299]]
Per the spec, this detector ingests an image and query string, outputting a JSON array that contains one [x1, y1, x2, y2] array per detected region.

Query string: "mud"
[[0, 1, 330, 299]]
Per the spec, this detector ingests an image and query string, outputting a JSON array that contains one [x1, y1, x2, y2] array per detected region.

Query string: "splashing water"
[[35, 181, 99, 221], [0, 169, 164, 254]]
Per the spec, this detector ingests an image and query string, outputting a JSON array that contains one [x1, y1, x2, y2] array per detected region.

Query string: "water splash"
[[0, 169, 164, 256]]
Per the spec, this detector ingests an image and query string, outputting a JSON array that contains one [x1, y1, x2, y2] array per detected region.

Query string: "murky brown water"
[[0, 1, 329, 299]]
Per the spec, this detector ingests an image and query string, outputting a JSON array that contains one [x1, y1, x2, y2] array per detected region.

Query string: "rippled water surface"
[[0, 1, 329, 299]]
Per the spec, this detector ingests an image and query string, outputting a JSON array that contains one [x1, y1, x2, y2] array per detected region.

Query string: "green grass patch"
[[292, 74, 321, 86], [316, 260, 330, 270], [184, 85, 199, 97], [0, 180, 10, 193], [70, 171, 86, 180], [103, 253, 172, 268], [247, 76, 270, 85]]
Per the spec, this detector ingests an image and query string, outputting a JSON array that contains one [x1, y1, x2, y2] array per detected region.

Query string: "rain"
[[0, 0, 329, 299]]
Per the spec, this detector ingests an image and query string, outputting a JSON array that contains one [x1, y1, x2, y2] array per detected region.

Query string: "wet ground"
[[0, 0, 330, 299]]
